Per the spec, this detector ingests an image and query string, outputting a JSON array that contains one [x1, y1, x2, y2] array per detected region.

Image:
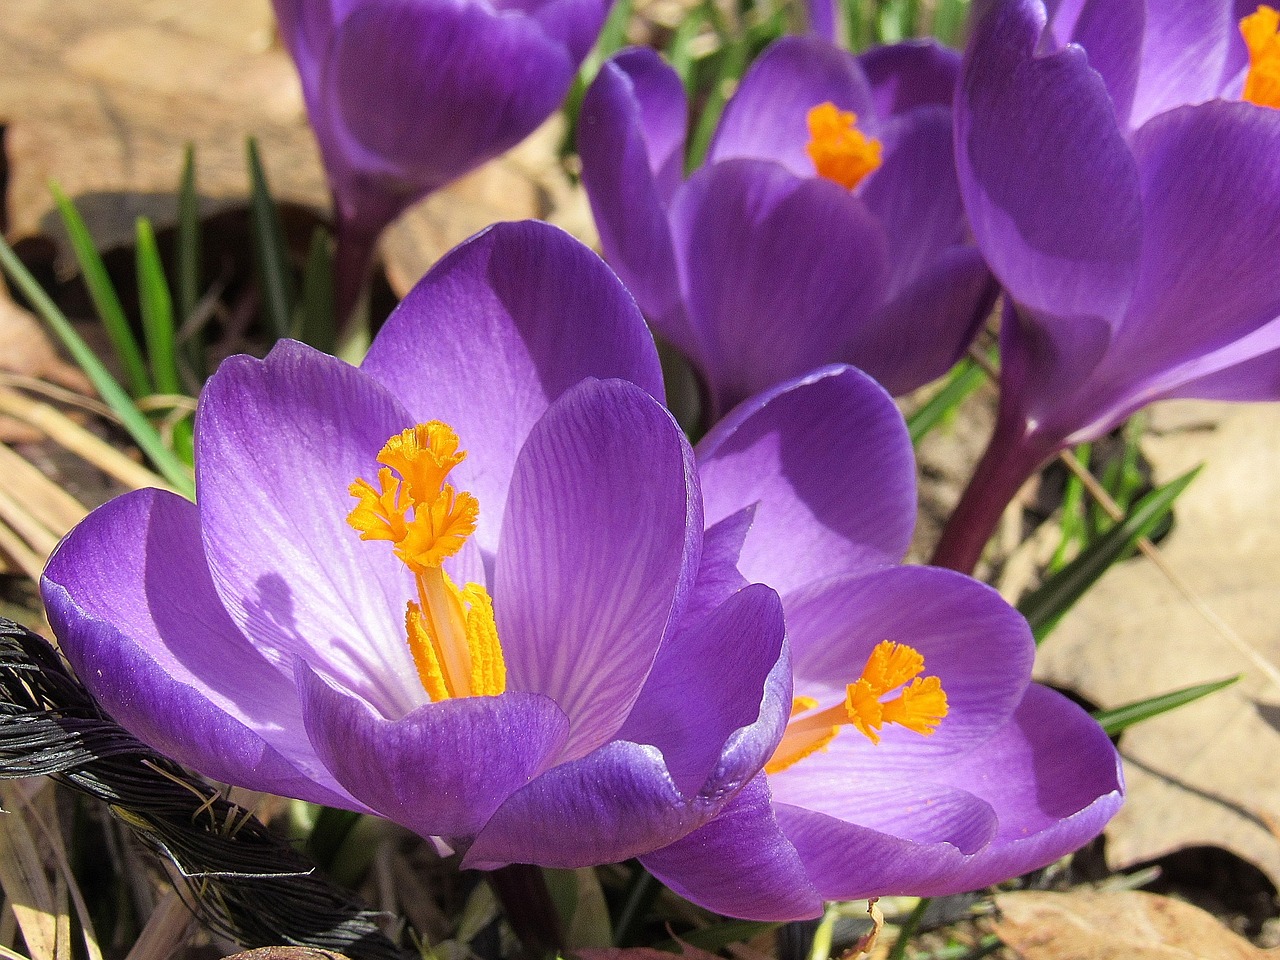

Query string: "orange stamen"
[[1242, 6, 1280, 108], [804, 101, 883, 190]]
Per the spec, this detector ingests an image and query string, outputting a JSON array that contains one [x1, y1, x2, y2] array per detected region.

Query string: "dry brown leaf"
[[1034, 401, 1280, 885], [992, 890, 1276, 960]]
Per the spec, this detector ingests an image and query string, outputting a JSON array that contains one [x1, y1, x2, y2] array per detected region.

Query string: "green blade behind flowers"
[[247, 136, 296, 341], [1019, 466, 1200, 643], [906, 356, 985, 445], [295, 227, 338, 354], [0, 234, 195, 497], [177, 143, 207, 381], [1093, 676, 1240, 736], [50, 183, 152, 399], [135, 218, 181, 397]]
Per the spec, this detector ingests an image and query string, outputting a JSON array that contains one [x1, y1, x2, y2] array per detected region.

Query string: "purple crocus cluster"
[[65, 0, 1280, 929]]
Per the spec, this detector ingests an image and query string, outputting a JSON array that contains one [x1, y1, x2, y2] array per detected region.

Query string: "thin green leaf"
[[135, 218, 181, 396], [1093, 676, 1240, 736], [50, 183, 151, 398], [686, 40, 749, 171], [1049, 443, 1090, 573], [246, 136, 296, 340], [176, 143, 206, 381], [1019, 466, 1201, 642], [666, 9, 708, 87], [295, 227, 337, 353], [907, 357, 984, 444], [0, 235, 194, 496]]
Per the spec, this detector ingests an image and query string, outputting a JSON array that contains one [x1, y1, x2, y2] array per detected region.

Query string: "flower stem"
[[488, 863, 565, 959], [930, 416, 1053, 576], [333, 212, 378, 332]]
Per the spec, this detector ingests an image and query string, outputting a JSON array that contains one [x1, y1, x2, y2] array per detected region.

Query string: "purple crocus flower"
[[40, 221, 792, 867], [632, 365, 1123, 921], [272, 0, 611, 322], [578, 35, 996, 422], [933, 0, 1280, 572]]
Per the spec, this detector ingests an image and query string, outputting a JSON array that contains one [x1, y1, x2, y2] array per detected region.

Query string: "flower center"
[[804, 101, 883, 190], [347, 422, 506, 701], [1242, 5, 1280, 108], [764, 640, 948, 775]]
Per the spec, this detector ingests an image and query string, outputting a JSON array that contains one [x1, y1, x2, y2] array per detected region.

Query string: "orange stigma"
[[348, 422, 506, 700], [1242, 6, 1280, 108], [804, 101, 883, 190], [765, 640, 948, 775]]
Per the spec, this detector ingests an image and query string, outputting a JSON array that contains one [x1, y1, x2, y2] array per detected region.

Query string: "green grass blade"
[[1048, 443, 1090, 573], [246, 137, 295, 340], [1019, 466, 1200, 642], [1093, 676, 1240, 735], [135, 218, 182, 396], [686, 40, 749, 171], [50, 183, 152, 398], [907, 357, 984, 444], [176, 144, 206, 382], [0, 235, 194, 497], [666, 9, 708, 88], [295, 227, 337, 354]]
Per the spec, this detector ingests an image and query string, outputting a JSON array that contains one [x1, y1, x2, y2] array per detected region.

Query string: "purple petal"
[[957, 0, 1142, 325], [579, 50, 691, 355], [853, 246, 996, 396], [1130, 0, 1254, 129], [1110, 102, 1280, 387], [322, 1, 575, 191], [861, 107, 966, 300], [196, 341, 426, 717], [497, 379, 702, 762], [778, 566, 1035, 772], [615, 583, 789, 796], [681, 505, 756, 627], [773, 795, 976, 900], [1059, 0, 1145, 125], [362, 221, 664, 555], [708, 36, 876, 175], [697, 366, 915, 598], [271, 0, 333, 97], [922, 684, 1124, 893], [518, 0, 612, 64], [858, 39, 960, 117], [461, 739, 706, 869], [298, 664, 570, 843], [642, 775, 824, 921], [1167, 336, 1280, 402], [42, 489, 361, 809], [669, 159, 888, 415]]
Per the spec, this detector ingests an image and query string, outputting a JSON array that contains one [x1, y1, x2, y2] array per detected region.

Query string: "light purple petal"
[[852, 246, 996, 396], [1110, 102, 1280, 385], [579, 50, 691, 355], [322, 1, 574, 191], [922, 684, 1124, 893], [615, 583, 789, 796], [708, 36, 876, 175], [196, 341, 425, 717], [298, 664, 570, 843], [519, 0, 612, 64], [42, 489, 362, 809], [1168, 336, 1280, 402], [858, 39, 960, 117], [1130, 0, 1253, 129], [669, 159, 888, 415], [1060, 0, 1145, 125], [271, 0, 333, 98], [957, 0, 1142, 325], [497, 379, 702, 762], [773, 797, 975, 901], [461, 740, 707, 869], [642, 775, 823, 921], [697, 366, 914, 597], [680, 505, 756, 627], [861, 106, 967, 300], [778, 566, 1035, 772], [362, 221, 664, 555]]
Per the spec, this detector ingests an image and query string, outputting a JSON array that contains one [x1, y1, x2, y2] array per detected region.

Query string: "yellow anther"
[[349, 422, 506, 702], [1242, 6, 1280, 108], [764, 640, 949, 773], [804, 101, 883, 190]]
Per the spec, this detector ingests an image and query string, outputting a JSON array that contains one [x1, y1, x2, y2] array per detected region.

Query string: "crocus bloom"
[[934, 0, 1280, 572], [632, 366, 1123, 921], [578, 35, 996, 422], [273, 0, 611, 321], [41, 221, 791, 867]]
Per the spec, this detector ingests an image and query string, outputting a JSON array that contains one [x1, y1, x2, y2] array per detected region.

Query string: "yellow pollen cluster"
[[1242, 6, 1280, 108], [804, 101, 884, 190], [764, 640, 949, 775], [348, 422, 506, 700]]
